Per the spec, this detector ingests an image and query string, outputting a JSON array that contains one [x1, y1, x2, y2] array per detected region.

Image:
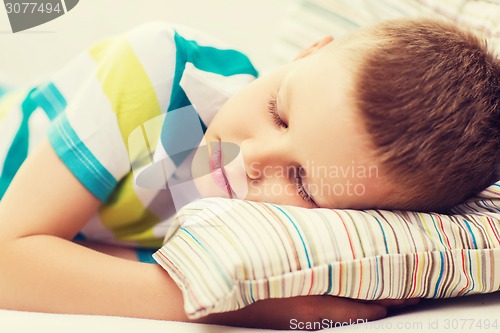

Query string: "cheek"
[[210, 89, 264, 133]]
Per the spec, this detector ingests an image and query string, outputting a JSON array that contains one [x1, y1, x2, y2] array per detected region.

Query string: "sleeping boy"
[[0, 18, 498, 330]]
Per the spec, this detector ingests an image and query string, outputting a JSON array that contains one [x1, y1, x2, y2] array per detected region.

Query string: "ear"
[[294, 35, 334, 60]]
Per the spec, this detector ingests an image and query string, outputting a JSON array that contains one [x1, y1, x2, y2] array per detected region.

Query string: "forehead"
[[284, 50, 386, 208], [287, 48, 362, 150]]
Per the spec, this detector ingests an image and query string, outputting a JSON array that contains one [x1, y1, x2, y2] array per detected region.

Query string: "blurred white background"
[[0, 0, 293, 86]]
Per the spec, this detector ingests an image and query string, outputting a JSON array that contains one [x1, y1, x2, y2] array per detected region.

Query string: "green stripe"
[[31, 82, 67, 120], [169, 30, 258, 112], [163, 31, 258, 166], [0, 88, 38, 200], [136, 248, 158, 264], [174, 31, 258, 77], [48, 113, 117, 202]]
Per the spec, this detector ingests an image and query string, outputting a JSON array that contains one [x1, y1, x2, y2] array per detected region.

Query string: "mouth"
[[209, 141, 234, 198]]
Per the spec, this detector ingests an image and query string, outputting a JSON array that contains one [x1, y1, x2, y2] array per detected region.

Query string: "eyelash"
[[295, 167, 316, 206], [266, 93, 316, 207], [267, 93, 288, 128]]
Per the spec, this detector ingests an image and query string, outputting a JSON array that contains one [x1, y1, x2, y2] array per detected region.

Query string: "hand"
[[371, 298, 421, 309], [196, 295, 419, 330]]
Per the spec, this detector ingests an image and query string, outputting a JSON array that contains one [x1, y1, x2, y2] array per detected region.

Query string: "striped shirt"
[[0, 22, 258, 251]]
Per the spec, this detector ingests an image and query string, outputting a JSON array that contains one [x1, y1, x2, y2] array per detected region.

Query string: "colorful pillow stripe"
[[153, 182, 500, 318]]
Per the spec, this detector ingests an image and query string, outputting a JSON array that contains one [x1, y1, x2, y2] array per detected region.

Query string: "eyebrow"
[[282, 77, 322, 208]]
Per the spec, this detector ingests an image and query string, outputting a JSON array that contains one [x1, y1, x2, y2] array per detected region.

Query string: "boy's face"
[[193, 38, 393, 209]]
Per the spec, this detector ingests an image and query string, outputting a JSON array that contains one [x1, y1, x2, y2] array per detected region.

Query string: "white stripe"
[[27, 108, 50, 155], [181, 64, 255, 127], [127, 22, 176, 113], [125, 22, 178, 213], [56, 117, 115, 190], [61, 53, 131, 182], [51, 53, 94, 103], [42, 86, 66, 115]]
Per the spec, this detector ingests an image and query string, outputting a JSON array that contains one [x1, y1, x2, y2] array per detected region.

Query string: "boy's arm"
[[75, 241, 140, 262], [0, 140, 189, 321], [0, 140, 388, 329]]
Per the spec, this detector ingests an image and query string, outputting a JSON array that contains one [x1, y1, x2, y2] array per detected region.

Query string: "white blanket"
[[1, 292, 498, 333]]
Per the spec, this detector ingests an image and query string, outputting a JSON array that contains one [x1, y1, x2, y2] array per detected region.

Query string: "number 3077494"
[[5, 2, 62, 14]]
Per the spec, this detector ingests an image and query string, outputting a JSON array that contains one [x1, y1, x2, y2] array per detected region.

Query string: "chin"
[[192, 172, 232, 199]]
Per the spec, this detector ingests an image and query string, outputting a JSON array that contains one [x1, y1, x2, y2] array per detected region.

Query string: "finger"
[[405, 298, 421, 306], [319, 297, 388, 323], [372, 298, 420, 308]]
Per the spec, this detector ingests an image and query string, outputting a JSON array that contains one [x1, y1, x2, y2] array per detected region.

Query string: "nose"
[[240, 137, 288, 180]]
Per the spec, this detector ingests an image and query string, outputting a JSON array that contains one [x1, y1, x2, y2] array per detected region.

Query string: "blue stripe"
[[0, 88, 38, 200], [72, 232, 87, 241], [162, 31, 258, 166], [173, 31, 258, 78], [31, 82, 67, 120], [180, 228, 232, 288], [372, 256, 380, 299], [463, 219, 478, 249], [325, 264, 333, 294], [274, 205, 311, 268], [249, 281, 255, 303], [432, 251, 445, 297], [136, 248, 158, 264], [373, 215, 389, 254], [430, 214, 446, 247], [161, 105, 205, 167], [47, 114, 117, 202]]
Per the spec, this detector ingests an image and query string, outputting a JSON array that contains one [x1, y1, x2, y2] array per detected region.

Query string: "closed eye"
[[295, 167, 317, 207], [267, 93, 288, 129], [266, 94, 316, 207]]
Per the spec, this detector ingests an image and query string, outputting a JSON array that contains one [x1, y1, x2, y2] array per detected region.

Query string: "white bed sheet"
[[1, 292, 498, 333]]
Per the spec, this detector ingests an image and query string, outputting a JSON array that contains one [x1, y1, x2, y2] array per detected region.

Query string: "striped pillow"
[[153, 179, 500, 319], [274, 0, 500, 64]]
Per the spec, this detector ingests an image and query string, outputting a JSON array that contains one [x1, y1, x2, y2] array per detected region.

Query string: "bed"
[[0, 0, 499, 332], [1, 292, 498, 332]]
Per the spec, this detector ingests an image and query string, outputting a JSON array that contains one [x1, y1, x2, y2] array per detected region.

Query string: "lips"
[[209, 141, 234, 198]]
